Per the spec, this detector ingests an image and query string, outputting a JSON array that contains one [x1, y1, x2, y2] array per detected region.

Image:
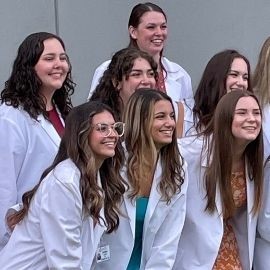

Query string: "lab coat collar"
[[37, 113, 61, 147]]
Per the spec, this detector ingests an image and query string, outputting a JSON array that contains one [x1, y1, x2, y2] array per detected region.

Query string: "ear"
[[112, 78, 122, 90], [128, 26, 137, 40]]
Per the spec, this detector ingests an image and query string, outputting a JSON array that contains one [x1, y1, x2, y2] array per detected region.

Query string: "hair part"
[[8, 101, 126, 233], [1, 32, 75, 120], [204, 90, 263, 218], [90, 47, 158, 121], [193, 49, 252, 134], [123, 88, 185, 203]]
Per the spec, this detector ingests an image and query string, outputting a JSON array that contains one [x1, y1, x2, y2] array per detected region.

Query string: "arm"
[[144, 174, 188, 270], [0, 116, 26, 248], [40, 169, 84, 269]]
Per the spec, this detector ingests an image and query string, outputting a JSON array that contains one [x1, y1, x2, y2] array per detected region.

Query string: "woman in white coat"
[[174, 91, 263, 270], [91, 89, 188, 270], [0, 101, 126, 269], [0, 32, 75, 249], [88, 2, 192, 105]]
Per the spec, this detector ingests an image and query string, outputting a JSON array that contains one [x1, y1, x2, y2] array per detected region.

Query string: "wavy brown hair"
[[1, 32, 75, 120], [7, 102, 125, 233], [90, 47, 158, 121], [204, 91, 263, 218], [123, 88, 185, 203]]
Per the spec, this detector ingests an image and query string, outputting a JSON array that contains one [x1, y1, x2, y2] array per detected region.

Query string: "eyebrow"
[[235, 108, 260, 111], [42, 52, 67, 56], [229, 69, 248, 75]]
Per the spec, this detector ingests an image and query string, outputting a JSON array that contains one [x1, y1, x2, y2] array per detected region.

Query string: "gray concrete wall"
[[1, 1, 270, 105]]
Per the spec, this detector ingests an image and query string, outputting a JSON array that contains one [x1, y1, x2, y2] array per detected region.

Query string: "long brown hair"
[[8, 102, 125, 233], [193, 50, 252, 134], [204, 91, 263, 218], [123, 89, 185, 203]]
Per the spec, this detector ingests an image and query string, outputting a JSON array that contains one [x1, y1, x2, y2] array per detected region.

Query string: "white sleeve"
[[0, 116, 26, 248], [144, 167, 188, 270], [40, 170, 84, 269], [254, 165, 270, 269], [87, 60, 111, 100]]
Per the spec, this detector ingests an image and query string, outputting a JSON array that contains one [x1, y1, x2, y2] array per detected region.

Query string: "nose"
[[154, 26, 162, 36], [53, 57, 62, 68], [140, 73, 152, 86], [236, 76, 246, 88], [164, 116, 176, 128]]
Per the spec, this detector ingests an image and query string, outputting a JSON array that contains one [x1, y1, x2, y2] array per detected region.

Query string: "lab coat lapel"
[[246, 167, 256, 268], [143, 157, 162, 231], [123, 189, 136, 239], [202, 152, 223, 220], [37, 114, 61, 146]]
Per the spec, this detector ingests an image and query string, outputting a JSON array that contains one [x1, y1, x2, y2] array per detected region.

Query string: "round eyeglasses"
[[92, 122, 125, 137]]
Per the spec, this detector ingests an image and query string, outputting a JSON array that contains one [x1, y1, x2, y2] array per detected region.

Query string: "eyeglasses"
[[92, 122, 125, 137]]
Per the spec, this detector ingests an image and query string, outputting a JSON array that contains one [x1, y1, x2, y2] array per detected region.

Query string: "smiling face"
[[34, 38, 69, 97], [89, 110, 119, 165], [119, 57, 156, 106], [226, 58, 249, 92], [232, 96, 261, 147], [129, 11, 167, 57], [151, 100, 175, 150]]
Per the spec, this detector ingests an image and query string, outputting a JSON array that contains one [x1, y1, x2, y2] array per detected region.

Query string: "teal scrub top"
[[127, 197, 149, 270]]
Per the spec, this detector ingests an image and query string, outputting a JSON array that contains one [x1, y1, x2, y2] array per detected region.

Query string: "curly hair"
[[1, 32, 75, 120], [90, 47, 158, 121], [123, 88, 185, 203], [7, 101, 126, 233]]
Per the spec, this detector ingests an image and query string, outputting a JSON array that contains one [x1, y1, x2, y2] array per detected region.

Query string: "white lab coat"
[[262, 104, 270, 161], [173, 135, 258, 270], [253, 161, 270, 270], [88, 56, 193, 102], [0, 159, 106, 269], [0, 103, 63, 249], [91, 157, 188, 270]]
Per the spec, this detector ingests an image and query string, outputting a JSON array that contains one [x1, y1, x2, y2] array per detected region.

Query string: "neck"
[[232, 146, 245, 172], [153, 54, 161, 70], [39, 87, 55, 111]]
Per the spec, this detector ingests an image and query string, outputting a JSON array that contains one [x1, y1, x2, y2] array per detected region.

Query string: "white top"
[[0, 103, 63, 250], [253, 161, 270, 270], [0, 159, 106, 270], [91, 155, 188, 270], [88, 56, 193, 103], [173, 135, 258, 270]]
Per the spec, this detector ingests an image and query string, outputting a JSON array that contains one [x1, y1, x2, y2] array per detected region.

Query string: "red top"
[[157, 70, 166, 93], [47, 107, 64, 137]]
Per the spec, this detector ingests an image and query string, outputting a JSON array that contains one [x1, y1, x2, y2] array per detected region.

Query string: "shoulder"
[[161, 57, 190, 77], [52, 159, 81, 188], [0, 103, 35, 127], [95, 60, 111, 73]]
